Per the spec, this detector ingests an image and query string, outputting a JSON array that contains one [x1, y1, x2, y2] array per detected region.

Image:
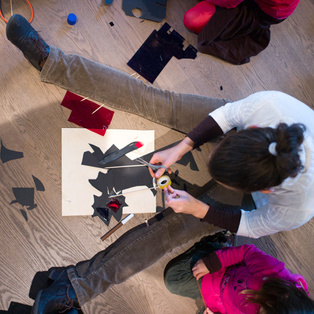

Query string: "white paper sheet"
[[62, 128, 155, 216]]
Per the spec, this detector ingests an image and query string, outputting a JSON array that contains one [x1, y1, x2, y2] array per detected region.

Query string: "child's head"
[[208, 123, 306, 192], [243, 277, 314, 313]]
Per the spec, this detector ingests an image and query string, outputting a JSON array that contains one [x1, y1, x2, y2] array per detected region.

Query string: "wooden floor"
[[0, 0, 313, 313]]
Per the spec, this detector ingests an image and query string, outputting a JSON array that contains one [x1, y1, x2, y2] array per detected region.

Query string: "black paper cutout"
[[91, 192, 128, 225], [32, 175, 45, 191], [20, 209, 28, 221], [0, 140, 24, 163], [83, 141, 200, 225], [82, 144, 105, 168], [82, 144, 142, 169], [122, 0, 167, 22], [84, 145, 156, 225], [10, 188, 37, 210], [9, 175, 45, 220], [127, 23, 197, 83], [95, 207, 109, 221], [89, 168, 155, 222]]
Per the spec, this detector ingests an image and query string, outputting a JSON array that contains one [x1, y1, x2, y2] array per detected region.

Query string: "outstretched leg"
[[30, 209, 219, 313], [7, 14, 229, 134]]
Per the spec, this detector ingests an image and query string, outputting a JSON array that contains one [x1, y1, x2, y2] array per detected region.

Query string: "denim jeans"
[[40, 47, 228, 305]]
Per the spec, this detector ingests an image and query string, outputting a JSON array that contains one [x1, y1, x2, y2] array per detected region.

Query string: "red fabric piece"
[[184, 1, 216, 34], [61, 91, 114, 136]]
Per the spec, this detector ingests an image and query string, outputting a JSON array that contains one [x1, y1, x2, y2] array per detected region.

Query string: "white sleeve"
[[209, 91, 292, 133], [209, 93, 262, 132], [237, 201, 312, 238]]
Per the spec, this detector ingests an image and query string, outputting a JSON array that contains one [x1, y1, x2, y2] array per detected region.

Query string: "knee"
[[164, 267, 181, 294], [184, 0, 216, 34]]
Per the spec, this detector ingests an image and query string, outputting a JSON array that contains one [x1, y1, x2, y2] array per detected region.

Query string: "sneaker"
[[6, 14, 50, 71]]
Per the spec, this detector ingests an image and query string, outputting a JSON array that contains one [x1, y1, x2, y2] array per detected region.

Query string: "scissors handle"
[[150, 163, 168, 172], [136, 157, 168, 173]]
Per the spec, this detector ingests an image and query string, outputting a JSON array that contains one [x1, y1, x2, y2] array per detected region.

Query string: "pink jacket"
[[201, 244, 308, 313], [206, 0, 300, 19]]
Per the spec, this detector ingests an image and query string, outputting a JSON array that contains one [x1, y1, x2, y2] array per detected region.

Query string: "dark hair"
[[242, 277, 314, 313], [208, 123, 306, 192]]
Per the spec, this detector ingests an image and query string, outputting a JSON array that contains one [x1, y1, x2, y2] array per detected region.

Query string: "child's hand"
[[192, 259, 210, 280], [203, 307, 214, 314]]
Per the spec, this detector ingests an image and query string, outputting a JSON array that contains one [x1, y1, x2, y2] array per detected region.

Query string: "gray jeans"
[[40, 47, 227, 305], [41, 46, 228, 134]]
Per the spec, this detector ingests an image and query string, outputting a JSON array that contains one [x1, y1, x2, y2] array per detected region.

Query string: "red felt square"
[[61, 91, 114, 136]]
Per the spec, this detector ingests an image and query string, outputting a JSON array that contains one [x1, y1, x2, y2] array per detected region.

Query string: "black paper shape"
[[95, 207, 109, 221], [127, 23, 197, 83], [0, 140, 24, 163], [91, 190, 128, 225], [85, 144, 156, 225], [122, 0, 167, 22], [82, 144, 143, 169], [82, 144, 106, 168], [10, 188, 37, 210], [20, 209, 28, 221], [83, 141, 200, 225], [32, 175, 45, 191]]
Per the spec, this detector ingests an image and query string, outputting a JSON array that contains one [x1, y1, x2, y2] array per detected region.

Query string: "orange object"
[[0, 0, 34, 23]]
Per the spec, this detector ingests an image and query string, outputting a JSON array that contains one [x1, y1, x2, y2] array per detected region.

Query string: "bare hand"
[[148, 137, 194, 178], [192, 259, 210, 281], [164, 186, 209, 219]]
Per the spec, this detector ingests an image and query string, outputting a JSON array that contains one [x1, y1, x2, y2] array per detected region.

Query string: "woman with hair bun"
[[151, 91, 314, 238]]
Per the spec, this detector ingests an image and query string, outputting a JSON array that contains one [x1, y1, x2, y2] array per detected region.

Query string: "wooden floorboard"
[[0, 0, 313, 313]]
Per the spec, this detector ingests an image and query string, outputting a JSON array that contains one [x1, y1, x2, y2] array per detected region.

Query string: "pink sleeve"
[[215, 245, 309, 292], [206, 0, 244, 9], [216, 244, 286, 276]]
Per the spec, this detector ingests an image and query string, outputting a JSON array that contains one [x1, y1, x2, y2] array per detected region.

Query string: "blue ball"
[[67, 13, 77, 25]]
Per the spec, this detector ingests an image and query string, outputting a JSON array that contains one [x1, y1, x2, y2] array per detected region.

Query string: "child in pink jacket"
[[164, 236, 314, 313]]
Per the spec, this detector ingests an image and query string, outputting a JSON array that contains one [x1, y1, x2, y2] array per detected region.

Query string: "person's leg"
[[6, 14, 229, 135], [164, 238, 221, 299], [41, 46, 228, 134], [68, 209, 218, 305], [30, 208, 220, 313]]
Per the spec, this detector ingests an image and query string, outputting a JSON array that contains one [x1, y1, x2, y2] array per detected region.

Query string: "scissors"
[[136, 157, 168, 173], [137, 157, 172, 189]]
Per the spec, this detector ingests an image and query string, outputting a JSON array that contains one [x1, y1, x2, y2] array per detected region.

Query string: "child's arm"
[[202, 244, 285, 275]]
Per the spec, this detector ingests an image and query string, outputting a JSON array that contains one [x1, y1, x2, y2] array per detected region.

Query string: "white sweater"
[[210, 91, 314, 238]]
